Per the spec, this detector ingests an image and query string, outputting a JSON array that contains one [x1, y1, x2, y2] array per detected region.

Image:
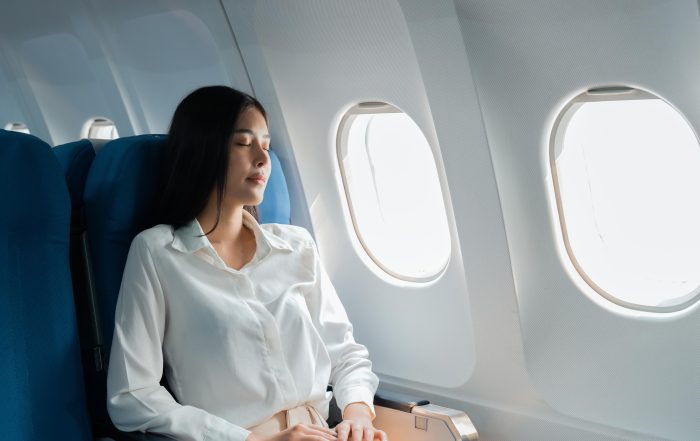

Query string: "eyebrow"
[[233, 129, 270, 138]]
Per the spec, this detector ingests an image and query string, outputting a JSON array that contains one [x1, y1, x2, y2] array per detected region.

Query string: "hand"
[[334, 403, 388, 441], [246, 423, 338, 441]]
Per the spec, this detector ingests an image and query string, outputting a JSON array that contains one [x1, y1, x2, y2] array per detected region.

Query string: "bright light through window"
[[338, 104, 451, 281], [552, 88, 700, 310], [4, 122, 30, 134], [81, 117, 119, 140]]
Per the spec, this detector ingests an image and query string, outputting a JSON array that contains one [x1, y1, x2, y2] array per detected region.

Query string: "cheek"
[[223, 169, 247, 196], [226, 155, 245, 178]]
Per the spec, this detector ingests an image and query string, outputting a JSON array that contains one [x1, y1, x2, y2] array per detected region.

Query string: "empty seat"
[[0, 129, 92, 441]]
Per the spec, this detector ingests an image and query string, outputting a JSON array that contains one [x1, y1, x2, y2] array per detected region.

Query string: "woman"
[[106, 86, 387, 441]]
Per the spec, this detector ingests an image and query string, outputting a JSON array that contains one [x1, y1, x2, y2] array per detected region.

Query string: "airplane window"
[[338, 102, 451, 282], [551, 87, 700, 311], [81, 117, 119, 140], [4, 122, 30, 134]]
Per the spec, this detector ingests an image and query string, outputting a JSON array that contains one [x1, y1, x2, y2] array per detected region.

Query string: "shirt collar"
[[171, 210, 293, 255]]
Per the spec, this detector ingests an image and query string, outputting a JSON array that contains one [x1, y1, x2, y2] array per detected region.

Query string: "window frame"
[[336, 101, 451, 283], [550, 86, 700, 312]]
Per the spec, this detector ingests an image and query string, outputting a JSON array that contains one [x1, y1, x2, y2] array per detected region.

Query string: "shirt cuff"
[[336, 386, 377, 420], [204, 413, 251, 441]]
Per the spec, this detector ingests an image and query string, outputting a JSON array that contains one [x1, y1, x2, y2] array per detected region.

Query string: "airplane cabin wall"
[[225, 1, 698, 440], [0, 1, 697, 440], [455, 1, 700, 439]]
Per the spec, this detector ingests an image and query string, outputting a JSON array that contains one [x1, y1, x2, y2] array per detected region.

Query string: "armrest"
[[372, 387, 478, 441], [374, 389, 430, 412]]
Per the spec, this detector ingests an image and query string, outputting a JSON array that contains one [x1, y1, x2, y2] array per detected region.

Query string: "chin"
[[245, 193, 265, 207]]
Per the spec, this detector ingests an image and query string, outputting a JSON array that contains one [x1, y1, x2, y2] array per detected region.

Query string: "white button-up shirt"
[[106, 211, 378, 441]]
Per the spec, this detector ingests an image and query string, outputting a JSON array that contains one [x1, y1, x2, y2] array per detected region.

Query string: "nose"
[[253, 138, 270, 168]]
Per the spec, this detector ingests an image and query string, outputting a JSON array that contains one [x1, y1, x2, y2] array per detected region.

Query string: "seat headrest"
[[259, 148, 291, 224], [0, 129, 71, 230], [85, 134, 166, 237], [84, 134, 291, 230]]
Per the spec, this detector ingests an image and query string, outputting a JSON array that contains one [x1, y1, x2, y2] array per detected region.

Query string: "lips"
[[246, 174, 266, 185]]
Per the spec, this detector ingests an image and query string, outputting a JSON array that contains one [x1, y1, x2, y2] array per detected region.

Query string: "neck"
[[196, 194, 247, 244]]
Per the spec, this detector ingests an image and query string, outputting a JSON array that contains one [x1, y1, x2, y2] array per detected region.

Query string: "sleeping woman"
[[106, 86, 387, 441]]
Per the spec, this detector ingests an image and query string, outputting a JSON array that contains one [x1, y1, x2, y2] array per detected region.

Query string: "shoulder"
[[130, 224, 175, 254], [260, 223, 316, 249]]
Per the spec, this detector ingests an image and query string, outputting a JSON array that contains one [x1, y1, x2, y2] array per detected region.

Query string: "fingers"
[[374, 429, 388, 441], [336, 421, 363, 441], [309, 424, 337, 438], [351, 423, 364, 441], [334, 421, 387, 441], [335, 422, 350, 441], [306, 424, 337, 441]]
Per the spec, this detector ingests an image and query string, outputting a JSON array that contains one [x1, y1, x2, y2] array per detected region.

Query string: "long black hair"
[[155, 85, 267, 233]]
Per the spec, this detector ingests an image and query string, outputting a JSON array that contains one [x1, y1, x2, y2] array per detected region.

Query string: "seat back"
[[84, 135, 166, 354], [0, 130, 92, 441]]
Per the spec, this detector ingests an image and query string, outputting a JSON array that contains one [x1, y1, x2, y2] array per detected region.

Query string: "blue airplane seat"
[[83, 135, 167, 371], [0, 129, 92, 441]]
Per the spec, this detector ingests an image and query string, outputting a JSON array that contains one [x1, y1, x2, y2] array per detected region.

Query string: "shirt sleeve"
[[302, 237, 379, 419], [106, 234, 251, 441]]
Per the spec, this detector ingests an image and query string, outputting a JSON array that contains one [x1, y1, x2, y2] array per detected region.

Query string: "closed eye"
[[235, 142, 270, 152]]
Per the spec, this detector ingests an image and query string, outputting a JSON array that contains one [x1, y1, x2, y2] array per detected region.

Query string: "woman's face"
[[224, 106, 271, 207]]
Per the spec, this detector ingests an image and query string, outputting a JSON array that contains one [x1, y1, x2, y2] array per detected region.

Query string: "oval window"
[[551, 87, 700, 311], [4, 122, 30, 134], [81, 117, 119, 140], [338, 102, 451, 282]]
